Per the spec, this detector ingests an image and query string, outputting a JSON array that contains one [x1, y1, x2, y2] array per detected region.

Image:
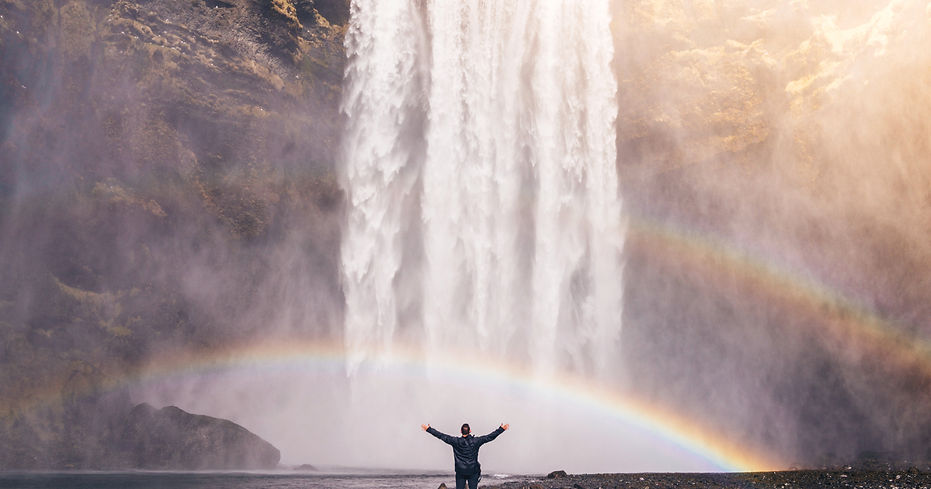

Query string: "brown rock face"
[[0, 0, 349, 469]]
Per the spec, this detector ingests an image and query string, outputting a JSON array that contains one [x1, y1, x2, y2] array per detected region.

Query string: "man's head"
[[461, 423, 470, 436]]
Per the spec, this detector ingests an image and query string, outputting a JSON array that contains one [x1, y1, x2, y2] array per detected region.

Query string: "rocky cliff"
[[0, 0, 348, 469], [613, 0, 931, 465], [2, 0, 931, 471]]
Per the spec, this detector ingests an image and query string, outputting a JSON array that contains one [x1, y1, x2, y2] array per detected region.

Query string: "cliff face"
[[0, 0, 349, 469], [614, 0, 931, 465], [2, 0, 931, 471]]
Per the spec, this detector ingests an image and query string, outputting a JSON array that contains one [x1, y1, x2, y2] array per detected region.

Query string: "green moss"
[[299, 55, 332, 83]]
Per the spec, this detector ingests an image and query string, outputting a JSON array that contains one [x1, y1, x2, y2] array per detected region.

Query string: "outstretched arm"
[[424, 425, 457, 445], [476, 424, 508, 444]]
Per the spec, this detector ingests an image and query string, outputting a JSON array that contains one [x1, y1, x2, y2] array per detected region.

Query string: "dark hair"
[[461, 423, 470, 435]]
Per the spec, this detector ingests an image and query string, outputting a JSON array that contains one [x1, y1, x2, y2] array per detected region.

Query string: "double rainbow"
[[16, 214, 926, 473]]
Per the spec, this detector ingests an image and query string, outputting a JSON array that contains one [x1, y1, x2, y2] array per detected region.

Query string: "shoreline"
[[484, 469, 931, 489]]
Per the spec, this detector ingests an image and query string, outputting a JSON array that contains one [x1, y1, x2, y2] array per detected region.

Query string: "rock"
[[294, 463, 317, 471], [547, 470, 568, 479], [119, 403, 280, 470], [437, 484, 448, 489], [312, 0, 350, 25], [0, 0, 347, 468], [294, 0, 318, 25]]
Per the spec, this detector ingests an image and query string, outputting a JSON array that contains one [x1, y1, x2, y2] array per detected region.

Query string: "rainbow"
[[12, 215, 927, 473], [627, 217, 931, 380], [13, 337, 784, 473], [21, 214, 925, 473]]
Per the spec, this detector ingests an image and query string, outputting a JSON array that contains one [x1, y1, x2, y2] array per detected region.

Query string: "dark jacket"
[[427, 426, 505, 475]]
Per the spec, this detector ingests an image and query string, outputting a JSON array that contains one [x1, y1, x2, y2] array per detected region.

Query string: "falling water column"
[[341, 0, 625, 378], [339, 0, 427, 371]]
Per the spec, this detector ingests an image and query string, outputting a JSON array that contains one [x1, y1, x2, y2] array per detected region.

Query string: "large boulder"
[[120, 403, 280, 470]]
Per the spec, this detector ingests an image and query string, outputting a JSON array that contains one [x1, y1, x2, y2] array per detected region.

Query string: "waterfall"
[[340, 0, 624, 378]]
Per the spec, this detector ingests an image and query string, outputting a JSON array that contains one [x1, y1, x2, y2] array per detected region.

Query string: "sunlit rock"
[[617, 0, 931, 467]]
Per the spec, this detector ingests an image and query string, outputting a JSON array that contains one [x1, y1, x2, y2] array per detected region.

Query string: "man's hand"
[[501, 423, 509, 430], [421, 424, 430, 431]]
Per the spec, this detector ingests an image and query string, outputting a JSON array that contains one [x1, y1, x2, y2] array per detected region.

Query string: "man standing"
[[421, 422, 509, 489]]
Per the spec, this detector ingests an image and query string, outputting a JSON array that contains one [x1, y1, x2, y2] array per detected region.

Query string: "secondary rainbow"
[[628, 216, 931, 379]]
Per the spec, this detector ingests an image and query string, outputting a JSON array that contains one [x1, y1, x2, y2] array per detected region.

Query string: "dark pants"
[[455, 472, 480, 489]]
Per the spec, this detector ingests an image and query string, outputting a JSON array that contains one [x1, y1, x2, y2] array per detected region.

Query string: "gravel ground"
[[483, 470, 931, 489]]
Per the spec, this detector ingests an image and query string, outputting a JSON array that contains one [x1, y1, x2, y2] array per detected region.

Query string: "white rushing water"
[[340, 0, 624, 379]]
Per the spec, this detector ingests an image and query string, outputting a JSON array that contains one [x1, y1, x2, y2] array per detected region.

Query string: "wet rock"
[[483, 470, 931, 489], [312, 0, 349, 25], [546, 470, 568, 479], [119, 403, 280, 469], [204, 0, 235, 8], [0, 0, 348, 468]]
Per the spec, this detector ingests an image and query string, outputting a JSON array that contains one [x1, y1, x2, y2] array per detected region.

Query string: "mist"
[[0, 0, 348, 469], [612, 0, 931, 466], [2, 0, 931, 473]]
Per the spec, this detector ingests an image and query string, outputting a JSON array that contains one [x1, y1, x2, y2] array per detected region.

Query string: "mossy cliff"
[[0, 0, 349, 469]]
